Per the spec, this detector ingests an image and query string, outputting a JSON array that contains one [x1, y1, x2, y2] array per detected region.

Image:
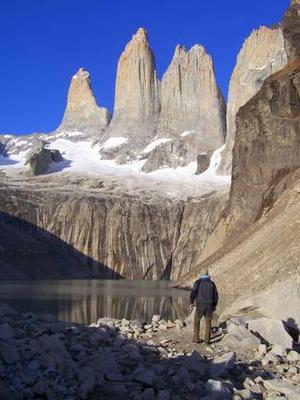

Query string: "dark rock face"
[[229, 61, 300, 226], [25, 147, 63, 175], [50, 149, 63, 163], [283, 0, 300, 60], [0, 142, 6, 156], [195, 153, 211, 175]]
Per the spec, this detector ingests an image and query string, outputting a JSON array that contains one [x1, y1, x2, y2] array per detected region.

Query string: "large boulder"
[[25, 146, 63, 175], [222, 322, 260, 352], [219, 280, 300, 332], [248, 318, 293, 350]]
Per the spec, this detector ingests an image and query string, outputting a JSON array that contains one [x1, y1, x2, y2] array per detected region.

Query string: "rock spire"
[[58, 67, 110, 136], [158, 44, 226, 150], [106, 28, 161, 142]]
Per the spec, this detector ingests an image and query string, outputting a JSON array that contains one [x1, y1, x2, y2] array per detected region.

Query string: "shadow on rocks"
[[0, 306, 271, 400]]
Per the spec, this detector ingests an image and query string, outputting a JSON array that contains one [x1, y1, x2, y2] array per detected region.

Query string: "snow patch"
[[100, 137, 128, 150], [142, 138, 171, 154]]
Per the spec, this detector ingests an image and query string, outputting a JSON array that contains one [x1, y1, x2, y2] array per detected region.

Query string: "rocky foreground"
[[0, 304, 299, 400]]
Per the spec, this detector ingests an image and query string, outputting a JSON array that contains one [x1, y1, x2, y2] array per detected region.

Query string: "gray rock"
[[0, 303, 17, 318], [50, 149, 63, 162], [262, 352, 282, 367], [263, 379, 300, 399], [196, 153, 211, 175], [209, 352, 236, 378], [0, 323, 14, 339], [158, 389, 170, 400], [25, 146, 63, 175], [0, 343, 20, 364], [0, 379, 14, 400], [271, 345, 287, 357], [132, 367, 157, 386], [142, 388, 155, 400], [248, 318, 293, 350], [222, 322, 260, 352], [287, 350, 300, 363], [206, 379, 232, 399]]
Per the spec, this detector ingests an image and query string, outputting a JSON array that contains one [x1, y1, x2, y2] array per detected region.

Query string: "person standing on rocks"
[[189, 269, 218, 344]]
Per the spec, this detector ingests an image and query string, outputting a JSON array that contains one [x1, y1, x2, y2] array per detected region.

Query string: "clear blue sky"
[[0, 0, 290, 134]]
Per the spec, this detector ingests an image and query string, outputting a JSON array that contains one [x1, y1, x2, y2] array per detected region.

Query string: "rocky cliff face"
[[217, 27, 287, 175], [179, 1, 300, 299], [158, 45, 226, 148], [283, 0, 300, 60], [105, 28, 160, 143], [0, 174, 228, 280], [229, 61, 300, 226], [58, 68, 110, 137]]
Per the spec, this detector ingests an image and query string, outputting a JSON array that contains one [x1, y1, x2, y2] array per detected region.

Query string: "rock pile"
[[0, 304, 299, 400]]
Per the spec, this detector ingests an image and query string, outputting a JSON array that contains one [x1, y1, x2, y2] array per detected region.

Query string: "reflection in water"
[[0, 280, 190, 324]]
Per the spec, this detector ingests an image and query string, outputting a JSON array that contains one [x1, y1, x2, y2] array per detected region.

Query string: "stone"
[[263, 379, 300, 399], [25, 145, 63, 175], [262, 352, 282, 367], [58, 67, 110, 137], [195, 153, 211, 175], [132, 367, 157, 386], [220, 281, 300, 333], [142, 388, 155, 400], [222, 322, 260, 352], [217, 26, 287, 175], [257, 344, 267, 355], [0, 323, 14, 339], [158, 389, 170, 400], [50, 149, 63, 163], [271, 345, 287, 357], [0, 343, 20, 364], [287, 350, 300, 363], [205, 379, 232, 399], [152, 315, 161, 323], [209, 352, 236, 378], [248, 318, 293, 350], [0, 303, 17, 318]]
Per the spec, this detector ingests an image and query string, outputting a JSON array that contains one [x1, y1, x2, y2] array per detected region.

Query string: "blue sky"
[[0, 0, 290, 134]]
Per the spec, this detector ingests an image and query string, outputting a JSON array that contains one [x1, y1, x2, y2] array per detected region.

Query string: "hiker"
[[189, 269, 218, 344]]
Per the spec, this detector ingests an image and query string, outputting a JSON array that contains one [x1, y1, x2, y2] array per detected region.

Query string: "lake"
[[0, 280, 190, 324]]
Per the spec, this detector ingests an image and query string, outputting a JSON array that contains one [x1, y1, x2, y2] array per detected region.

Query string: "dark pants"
[[193, 304, 214, 343]]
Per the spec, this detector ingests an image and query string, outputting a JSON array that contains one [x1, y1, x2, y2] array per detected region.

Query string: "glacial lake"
[[0, 280, 190, 324]]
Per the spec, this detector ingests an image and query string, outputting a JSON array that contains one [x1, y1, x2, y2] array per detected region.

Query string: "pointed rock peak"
[[172, 44, 208, 60], [124, 27, 151, 54], [189, 44, 208, 56], [133, 27, 148, 41], [58, 68, 110, 135], [72, 67, 90, 80]]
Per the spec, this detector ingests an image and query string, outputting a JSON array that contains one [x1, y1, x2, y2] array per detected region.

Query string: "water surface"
[[0, 280, 190, 324]]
